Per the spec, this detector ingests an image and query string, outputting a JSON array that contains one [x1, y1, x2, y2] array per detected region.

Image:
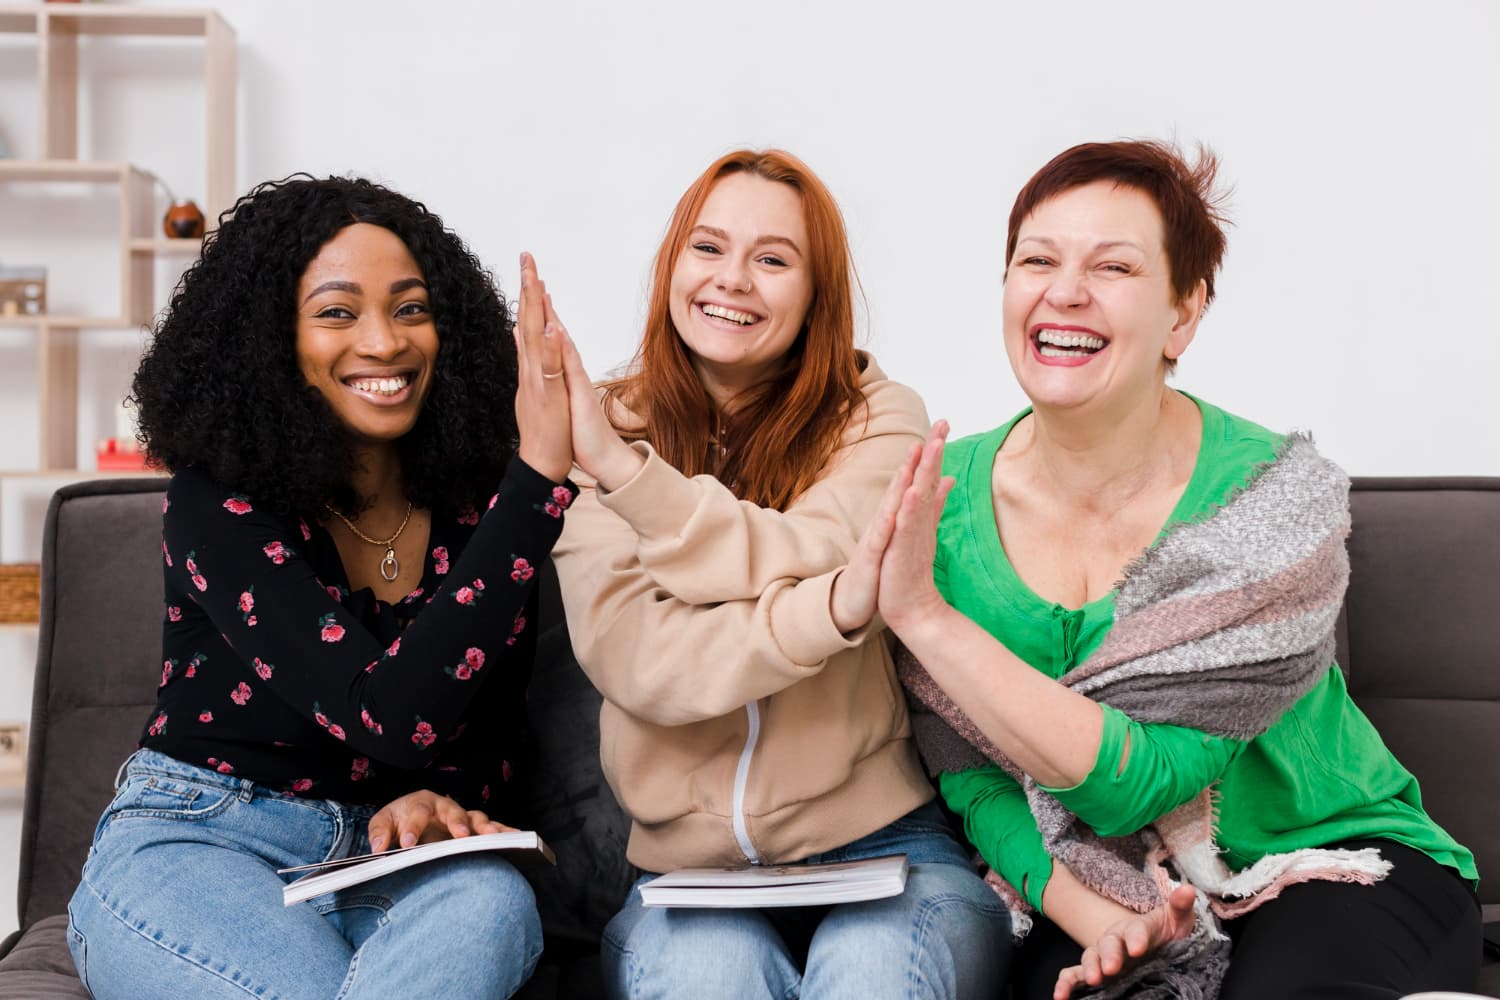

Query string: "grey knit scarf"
[[899, 434, 1389, 999]]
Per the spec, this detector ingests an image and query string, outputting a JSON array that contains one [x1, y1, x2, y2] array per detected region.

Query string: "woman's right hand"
[[1052, 884, 1198, 999], [368, 789, 516, 853], [513, 253, 573, 483], [550, 311, 645, 491]]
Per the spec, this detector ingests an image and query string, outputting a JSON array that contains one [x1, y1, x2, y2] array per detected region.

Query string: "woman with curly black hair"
[[66, 175, 574, 999]]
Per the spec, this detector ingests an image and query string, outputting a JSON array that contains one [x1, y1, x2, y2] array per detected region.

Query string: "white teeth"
[[349, 375, 410, 395], [1036, 330, 1106, 350], [701, 303, 758, 325]]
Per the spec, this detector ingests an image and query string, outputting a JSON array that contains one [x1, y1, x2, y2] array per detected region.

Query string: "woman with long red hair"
[[545, 149, 1012, 998]]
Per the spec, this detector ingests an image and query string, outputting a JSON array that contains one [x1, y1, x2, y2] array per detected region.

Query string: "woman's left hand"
[[551, 312, 644, 491], [1052, 884, 1199, 999], [368, 789, 515, 853], [874, 420, 956, 633]]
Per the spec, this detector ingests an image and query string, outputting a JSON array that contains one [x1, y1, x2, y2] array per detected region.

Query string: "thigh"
[[602, 876, 800, 1000], [805, 860, 1013, 1000], [1221, 839, 1482, 1000], [331, 852, 544, 1000], [69, 765, 352, 1000]]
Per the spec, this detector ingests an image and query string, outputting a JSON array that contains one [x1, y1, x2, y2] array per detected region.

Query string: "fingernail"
[[400, 832, 417, 849], [455, 823, 470, 837], [370, 835, 386, 853]]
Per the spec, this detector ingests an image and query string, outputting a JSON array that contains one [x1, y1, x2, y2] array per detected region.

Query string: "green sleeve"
[[1041, 705, 1245, 838], [939, 764, 1054, 911]]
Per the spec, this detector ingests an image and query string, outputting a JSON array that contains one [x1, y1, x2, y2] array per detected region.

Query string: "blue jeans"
[[67, 749, 542, 999], [602, 801, 1013, 999]]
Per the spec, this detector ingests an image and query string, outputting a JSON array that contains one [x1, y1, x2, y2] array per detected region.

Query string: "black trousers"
[[1010, 839, 1482, 999]]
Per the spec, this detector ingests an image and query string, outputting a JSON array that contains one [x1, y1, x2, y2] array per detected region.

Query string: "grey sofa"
[[0, 476, 1496, 998]]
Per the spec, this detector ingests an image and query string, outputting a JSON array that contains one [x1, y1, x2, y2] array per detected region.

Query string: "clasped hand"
[[513, 254, 641, 490], [829, 421, 956, 635]]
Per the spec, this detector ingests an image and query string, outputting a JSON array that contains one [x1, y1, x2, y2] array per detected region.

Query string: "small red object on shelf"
[[96, 438, 158, 472]]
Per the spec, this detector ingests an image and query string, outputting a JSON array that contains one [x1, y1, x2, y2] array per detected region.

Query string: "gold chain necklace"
[[325, 501, 414, 582]]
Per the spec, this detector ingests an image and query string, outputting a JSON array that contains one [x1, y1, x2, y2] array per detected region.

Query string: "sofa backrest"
[[18, 479, 167, 929], [1337, 477, 1499, 921]]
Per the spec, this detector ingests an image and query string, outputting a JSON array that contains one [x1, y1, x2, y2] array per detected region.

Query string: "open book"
[[639, 853, 908, 908], [279, 830, 554, 906]]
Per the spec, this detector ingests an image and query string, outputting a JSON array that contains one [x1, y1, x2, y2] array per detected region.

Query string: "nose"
[[714, 257, 753, 294], [1043, 267, 1090, 310], [354, 313, 404, 359]]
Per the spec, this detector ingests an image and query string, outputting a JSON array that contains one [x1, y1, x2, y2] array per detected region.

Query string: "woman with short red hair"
[[545, 149, 1012, 998], [848, 140, 1481, 998]]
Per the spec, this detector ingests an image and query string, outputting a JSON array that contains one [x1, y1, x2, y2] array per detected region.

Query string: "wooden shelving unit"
[[0, 4, 235, 471]]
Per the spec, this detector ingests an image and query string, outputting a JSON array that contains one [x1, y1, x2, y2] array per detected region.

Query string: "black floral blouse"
[[143, 458, 574, 813]]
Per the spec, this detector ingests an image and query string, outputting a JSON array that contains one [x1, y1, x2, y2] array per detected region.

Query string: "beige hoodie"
[[553, 354, 936, 872]]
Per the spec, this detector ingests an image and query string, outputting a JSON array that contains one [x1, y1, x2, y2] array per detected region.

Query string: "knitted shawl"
[[898, 433, 1389, 1000]]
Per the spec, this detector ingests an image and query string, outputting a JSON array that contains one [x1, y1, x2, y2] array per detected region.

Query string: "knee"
[[428, 855, 544, 963]]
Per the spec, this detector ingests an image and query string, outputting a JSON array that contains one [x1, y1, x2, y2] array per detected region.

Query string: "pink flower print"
[[246, 615, 257, 627], [474, 578, 485, 592], [510, 557, 534, 583], [238, 592, 254, 613], [167, 605, 182, 622], [387, 636, 402, 658], [230, 682, 252, 706], [455, 586, 475, 606], [299, 518, 312, 541], [327, 723, 346, 741], [402, 587, 424, 604], [253, 657, 273, 681], [543, 502, 562, 518], [263, 541, 290, 564], [192, 574, 208, 592], [507, 613, 526, 647], [291, 778, 314, 793], [198, 710, 213, 723], [488, 492, 499, 510], [222, 496, 253, 516], [160, 659, 176, 687], [432, 546, 450, 575], [148, 712, 168, 736], [481, 784, 491, 802], [350, 757, 370, 781], [454, 664, 473, 681], [410, 719, 436, 747], [326, 584, 342, 602], [466, 647, 485, 671], [209, 758, 234, 774], [456, 506, 479, 526], [552, 485, 574, 508], [502, 759, 513, 783], [186, 653, 205, 677], [162, 538, 172, 567], [360, 706, 383, 735], [318, 613, 345, 643], [364, 658, 379, 674], [185, 553, 198, 574]]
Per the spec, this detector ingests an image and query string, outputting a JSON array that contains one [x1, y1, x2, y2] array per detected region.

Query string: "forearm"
[[1041, 862, 1149, 949], [896, 603, 1102, 788]]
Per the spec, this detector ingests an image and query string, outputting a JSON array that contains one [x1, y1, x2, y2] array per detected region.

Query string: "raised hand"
[[828, 439, 922, 633], [550, 313, 644, 491], [513, 252, 572, 483], [1052, 884, 1199, 999], [875, 420, 956, 633], [368, 788, 516, 853]]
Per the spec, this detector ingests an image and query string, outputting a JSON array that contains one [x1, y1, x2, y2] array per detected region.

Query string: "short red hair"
[[605, 149, 865, 510], [1006, 140, 1231, 307]]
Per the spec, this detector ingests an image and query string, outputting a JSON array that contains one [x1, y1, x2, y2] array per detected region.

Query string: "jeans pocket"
[[105, 771, 239, 826], [66, 907, 91, 994]]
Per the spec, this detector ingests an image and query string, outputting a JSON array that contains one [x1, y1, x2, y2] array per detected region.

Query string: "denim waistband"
[[117, 748, 260, 796]]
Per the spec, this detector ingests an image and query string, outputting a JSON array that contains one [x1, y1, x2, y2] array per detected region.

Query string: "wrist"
[[593, 439, 645, 493], [885, 588, 952, 639], [517, 445, 570, 484]]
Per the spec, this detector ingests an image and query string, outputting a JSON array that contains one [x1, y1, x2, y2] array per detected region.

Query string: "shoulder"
[[1191, 395, 1283, 468], [164, 467, 293, 528]]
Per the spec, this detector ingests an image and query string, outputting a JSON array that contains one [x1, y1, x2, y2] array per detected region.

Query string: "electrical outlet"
[[0, 722, 25, 788]]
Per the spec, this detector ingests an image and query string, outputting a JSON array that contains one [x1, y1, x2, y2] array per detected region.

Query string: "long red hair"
[[604, 149, 866, 510]]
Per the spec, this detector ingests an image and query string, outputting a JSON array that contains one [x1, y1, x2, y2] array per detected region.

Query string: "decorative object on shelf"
[[95, 437, 156, 472], [0, 267, 47, 317], [0, 564, 41, 623], [162, 199, 205, 239]]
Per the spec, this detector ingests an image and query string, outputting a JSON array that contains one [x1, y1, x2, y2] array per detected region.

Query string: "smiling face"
[[295, 223, 438, 447], [1003, 181, 1204, 416], [667, 172, 814, 404]]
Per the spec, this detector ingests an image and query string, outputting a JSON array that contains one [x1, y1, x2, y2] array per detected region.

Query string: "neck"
[[691, 356, 780, 411], [1021, 386, 1192, 510], [346, 444, 405, 515]]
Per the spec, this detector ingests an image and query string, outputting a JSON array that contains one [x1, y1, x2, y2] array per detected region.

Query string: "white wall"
[[0, 0, 1497, 939]]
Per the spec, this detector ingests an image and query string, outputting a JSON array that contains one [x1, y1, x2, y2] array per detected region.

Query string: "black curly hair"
[[131, 174, 517, 520]]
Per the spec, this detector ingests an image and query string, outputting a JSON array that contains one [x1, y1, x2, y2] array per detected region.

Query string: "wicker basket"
[[0, 563, 41, 623]]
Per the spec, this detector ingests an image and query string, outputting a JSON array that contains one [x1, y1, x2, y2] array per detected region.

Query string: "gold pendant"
[[381, 547, 399, 582]]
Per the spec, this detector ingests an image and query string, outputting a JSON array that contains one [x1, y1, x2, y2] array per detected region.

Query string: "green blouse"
[[933, 396, 1477, 911]]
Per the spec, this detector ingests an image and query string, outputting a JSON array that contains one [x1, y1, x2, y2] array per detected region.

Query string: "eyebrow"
[[691, 225, 803, 256], [1015, 236, 1146, 253], [302, 277, 428, 304]]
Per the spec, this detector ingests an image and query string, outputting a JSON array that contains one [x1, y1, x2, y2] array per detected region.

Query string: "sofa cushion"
[[0, 916, 90, 999]]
